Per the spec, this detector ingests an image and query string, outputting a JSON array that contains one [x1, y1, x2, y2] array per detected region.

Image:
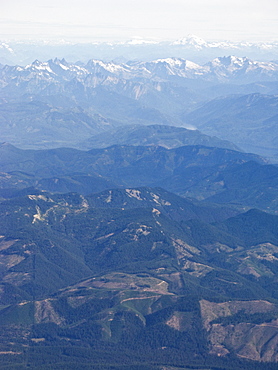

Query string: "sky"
[[1, 0, 278, 43]]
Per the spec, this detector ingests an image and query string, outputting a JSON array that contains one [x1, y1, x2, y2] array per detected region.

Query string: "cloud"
[[0, 0, 277, 42]]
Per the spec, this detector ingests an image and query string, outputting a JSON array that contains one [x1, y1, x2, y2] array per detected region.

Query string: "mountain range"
[[1, 44, 278, 368], [1, 56, 278, 86], [1, 56, 278, 162], [1, 35, 278, 64], [2, 142, 278, 215]]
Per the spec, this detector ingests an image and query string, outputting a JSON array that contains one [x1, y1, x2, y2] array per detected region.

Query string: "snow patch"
[[32, 206, 44, 223], [151, 193, 171, 206], [105, 190, 112, 203], [126, 189, 143, 200]]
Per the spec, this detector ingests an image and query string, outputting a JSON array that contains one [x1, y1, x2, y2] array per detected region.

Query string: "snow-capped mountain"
[[0, 55, 278, 160], [172, 34, 208, 49], [131, 58, 209, 79], [2, 56, 277, 88], [172, 34, 278, 52], [206, 56, 278, 81]]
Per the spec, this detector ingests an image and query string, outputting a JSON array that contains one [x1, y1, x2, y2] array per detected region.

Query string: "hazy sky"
[[1, 0, 277, 43]]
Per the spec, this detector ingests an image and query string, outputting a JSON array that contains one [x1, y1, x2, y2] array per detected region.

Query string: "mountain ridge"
[[1, 56, 278, 85], [2, 143, 278, 215]]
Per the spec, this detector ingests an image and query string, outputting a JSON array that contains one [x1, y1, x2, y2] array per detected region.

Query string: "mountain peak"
[[172, 34, 207, 49], [52, 57, 68, 65]]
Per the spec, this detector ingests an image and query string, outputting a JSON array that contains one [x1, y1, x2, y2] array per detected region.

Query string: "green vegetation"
[[1, 184, 278, 368]]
